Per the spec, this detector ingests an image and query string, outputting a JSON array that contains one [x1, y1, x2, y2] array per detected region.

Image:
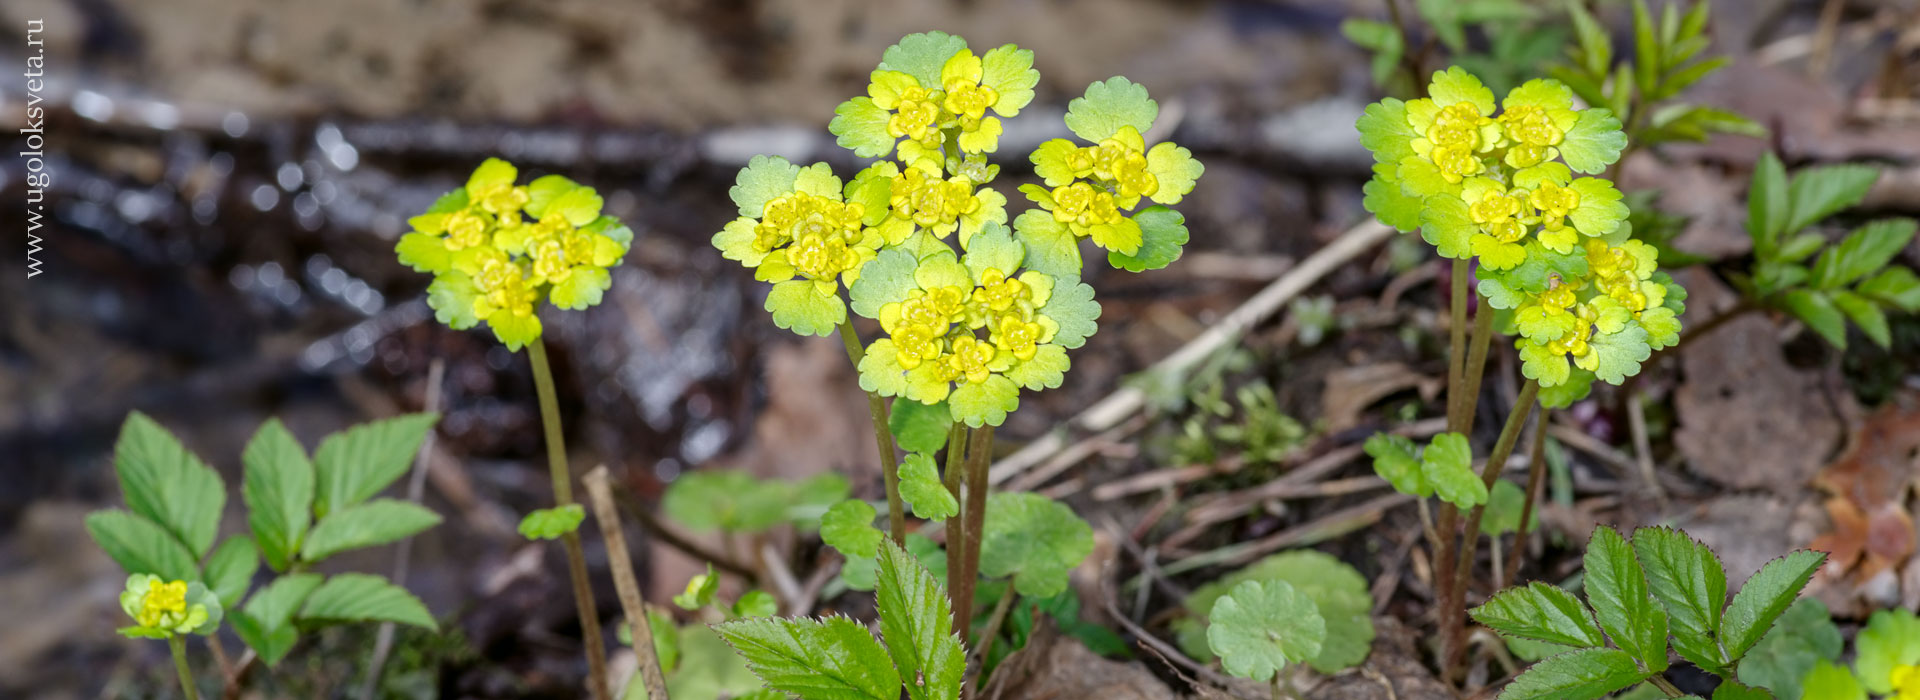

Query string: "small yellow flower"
[[1529, 180, 1581, 232], [888, 86, 944, 146], [944, 336, 1000, 385], [1892, 664, 1920, 700], [1432, 145, 1486, 184], [893, 323, 946, 370], [118, 574, 219, 639], [992, 314, 1047, 360]]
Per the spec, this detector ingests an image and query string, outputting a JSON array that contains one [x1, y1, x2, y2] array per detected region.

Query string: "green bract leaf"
[[1582, 526, 1669, 670], [1423, 432, 1487, 509], [821, 500, 884, 560], [301, 499, 441, 561], [113, 412, 226, 559], [1538, 368, 1596, 409], [1567, 178, 1628, 237], [831, 97, 896, 158], [1364, 433, 1430, 497], [849, 247, 921, 320], [963, 222, 1025, 280], [1012, 209, 1083, 279], [876, 540, 964, 700], [298, 573, 436, 631], [1421, 194, 1476, 259], [241, 418, 314, 572], [889, 398, 951, 454], [1109, 206, 1189, 272], [897, 453, 958, 521], [1783, 289, 1849, 349], [86, 509, 198, 582], [425, 272, 480, 330], [1145, 143, 1203, 206], [979, 492, 1094, 597], [1004, 344, 1070, 392], [1356, 98, 1417, 163], [1833, 291, 1891, 348], [1586, 322, 1652, 385], [1428, 66, 1495, 114], [730, 154, 802, 218], [204, 536, 260, 609], [1206, 580, 1326, 682], [766, 279, 848, 338], [1854, 608, 1920, 694], [1364, 167, 1424, 232], [312, 414, 438, 522], [980, 44, 1039, 117], [1479, 480, 1535, 537], [1748, 153, 1791, 248], [1064, 77, 1158, 143], [1632, 526, 1729, 671], [1737, 598, 1841, 700], [1496, 648, 1649, 700], [1559, 109, 1628, 174], [880, 31, 969, 89], [948, 374, 1020, 428], [675, 564, 719, 610], [234, 573, 322, 666], [1719, 550, 1825, 661], [1785, 163, 1879, 236], [730, 590, 778, 620], [714, 615, 903, 700], [1038, 276, 1100, 349], [1471, 582, 1606, 649], [1802, 660, 1867, 700], [1813, 219, 1918, 290], [516, 504, 586, 541]]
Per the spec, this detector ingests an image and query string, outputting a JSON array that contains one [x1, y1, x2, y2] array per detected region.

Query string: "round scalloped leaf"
[[1585, 321, 1651, 385], [1478, 276, 1528, 310], [426, 273, 480, 330], [879, 31, 970, 89], [793, 163, 843, 200], [1109, 206, 1188, 272], [1363, 165, 1423, 233], [1145, 142, 1203, 206], [1014, 209, 1085, 279], [1640, 307, 1681, 350], [525, 175, 576, 220], [466, 157, 517, 193], [979, 492, 1094, 597], [949, 374, 1019, 428], [1207, 580, 1326, 682], [729, 155, 801, 218], [845, 162, 900, 227], [914, 250, 972, 291], [887, 398, 951, 454], [858, 339, 909, 397], [549, 267, 612, 310], [830, 97, 895, 158], [1560, 109, 1628, 174], [1031, 139, 1081, 187], [1427, 66, 1496, 115], [963, 222, 1026, 282], [981, 44, 1039, 117], [820, 499, 883, 560], [1064, 77, 1158, 143], [713, 217, 764, 267], [1419, 194, 1475, 260], [486, 310, 542, 351], [848, 247, 920, 320], [1520, 340, 1572, 388], [1423, 432, 1487, 509], [545, 186, 604, 227], [1356, 98, 1417, 164], [1038, 276, 1100, 349], [1364, 433, 1429, 497], [1568, 178, 1628, 237], [1538, 368, 1596, 409], [1004, 344, 1069, 391], [897, 453, 957, 520], [765, 280, 845, 337], [396, 233, 453, 274]]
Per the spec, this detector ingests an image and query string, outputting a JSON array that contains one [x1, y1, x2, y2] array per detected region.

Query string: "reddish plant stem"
[[1505, 412, 1550, 590], [951, 427, 995, 652], [839, 318, 907, 546], [944, 423, 970, 635], [1442, 379, 1540, 679]]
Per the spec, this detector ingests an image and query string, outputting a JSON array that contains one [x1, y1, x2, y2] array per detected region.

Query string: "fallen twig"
[[583, 466, 670, 700], [359, 359, 443, 700]]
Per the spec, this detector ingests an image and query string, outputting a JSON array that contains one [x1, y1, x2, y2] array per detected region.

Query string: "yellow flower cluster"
[[118, 574, 219, 639], [754, 191, 874, 285], [880, 267, 1057, 399]]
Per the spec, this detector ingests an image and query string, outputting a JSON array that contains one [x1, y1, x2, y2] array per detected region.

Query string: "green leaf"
[[1586, 322, 1652, 385], [1812, 219, 1918, 289], [1748, 152, 1790, 250], [1720, 550, 1824, 662], [732, 590, 778, 619], [897, 453, 958, 521], [1108, 206, 1188, 272], [1560, 109, 1628, 174], [1496, 647, 1649, 700], [1802, 660, 1867, 700], [1364, 168, 1424, 232], [1356, 98, 1418, 164], [1420, 194, 1476, 259], [889, 399, 951, 454], [298, 573, 436, 631], [1538, 369, 1596, 409], [830, 97, 896, 158], [1783, 289, 1849, 349], [1710, 680, 1770, 700], [979, 492, 1094, 597], [1785, 164, 1880, 236], [517, 503, 586, 541], [849, 247, 920, 320], [241, 419, 313, 572], [766, 279, 848, 338], [1737, 598, 1841, 700], [880, 31, 969, 89], [714, 615, 903, 700], [730, 154, 803, 218], [1423, 432, 1487, 509], [1632, 526, 1729, 671], [876, 540, 964, 700], [1582, 526, 1668, 670], [1364, 433, 1429, 498], [1012, 208, 1083, 280], [666, 623, 774, 699], [1854, 608, 1920, 694], [1145, 143, 1203, 206], [312, 413, 438, 519], [675, 564, 719, 610], [1064, 77, 1158, 143], [113, 412, 226, 559], [981, 44, 1039, 117], [1858, 266, 1920, 312], [663, 470, 792, 533], [1833, 290, 1891, 349], [1471, 582, 1607, 648], [234, 573, 322, 666], [1566, 1, 1611, 76], [1180, 549, 1374, 673], [963, 222, 1025, 280], [203, 536, 259, 609], [1427, 65, 1496, 114], [301, 499, 441, 561], [86, 509, 198, 581], [1479, 480, 1534, 537], [821, 500, 884, 560], [948, 375, 1020, 428], [1038, 276, 1100, 349], [1205, 580, 1326, 682]]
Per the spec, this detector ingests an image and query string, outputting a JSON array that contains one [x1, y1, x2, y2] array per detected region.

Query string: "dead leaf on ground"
[[1808, 398, 1920, 585], [990, 630, 1179, 700], [1320, 362, 1440, 433]]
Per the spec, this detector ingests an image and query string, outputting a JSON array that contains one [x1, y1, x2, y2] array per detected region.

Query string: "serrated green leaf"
[[1471, 582, 1606, 648], [298, 573, 436, 630], [243, 419, 319, 573], [1180, 549, 1374, 673], [1632, 526, 1728, 671], [1421, 193, 1476, 259], [980, 492, 1094, 597], [880, 31, 969, 89], [113, 412, 226, 560], [1560, 109, 1628, 174], [876, 540, 964, 700], [981, 44, 1038, 117], [849, 247, 921, 320], [1749, 152, 1790, 249], [1583, 526, 1669, 670], [962, 222, 1025, 280], [1785, 164, 1879, 236], [714, 615, 902, 700], [203, 536, 259, 609], [1423, 432, 1486, 509], [1813, 219, 1917, 289], [1724, 553, 1827, 664], [730, 155, 802, 219], [1566, 1, 1611, 76], [1364, 168, 1424, 232], [1737, 598, 1841, 700], [1497, 647, 1648, 700], [234, 573, 322, 666], [766, 279, 847, 338], [516, 504, 585, 541], [1832, 290, 1891, 349], [1064, 77, 1158, 143], [1782, 289, 1849, 350], [1859, 266, 1920, 312], [1206, 580, 1326, 682], [301, 499, 441, 561], [1357, 99, 1418, 164], [822, 499, 884, 560], [311, 413, 437, 519], [1038, 276, 1100, 349], [86, 510, 199, 581], [1427, 65, 1496, 114], [1109, 206, 1188, 272], [898, 453, 958, 521], [1364, 433, 1430, 498]]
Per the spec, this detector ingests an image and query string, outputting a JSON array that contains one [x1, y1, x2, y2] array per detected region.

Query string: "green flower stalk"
[[398, 158, 629, 700]]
